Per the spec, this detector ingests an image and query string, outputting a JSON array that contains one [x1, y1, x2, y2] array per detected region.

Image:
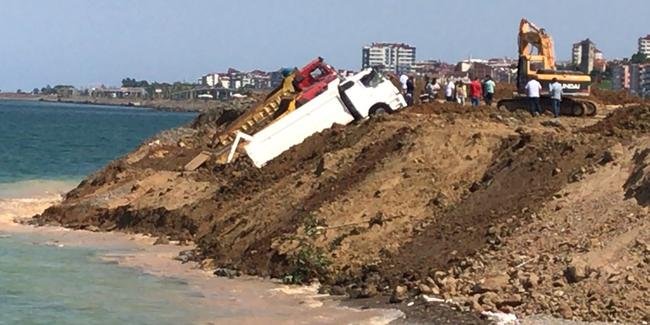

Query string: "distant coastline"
[[0, 93, 258, 113]]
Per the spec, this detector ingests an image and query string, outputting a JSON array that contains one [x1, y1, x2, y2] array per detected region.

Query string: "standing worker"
[[400, 73, 408, 93], [483, 75, 496, 106], [445, 79, 456, 102], [525, 77, 543, 116], [549, 77, 563, 118], [469, 77, 483, 107], [405, 75, 415, 106], [456, 80, 467, 105]]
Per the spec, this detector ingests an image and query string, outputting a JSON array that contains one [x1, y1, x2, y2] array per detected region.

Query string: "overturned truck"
[[187, 60, 406, 170]]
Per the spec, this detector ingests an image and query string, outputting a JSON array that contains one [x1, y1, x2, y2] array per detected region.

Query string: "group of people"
[[425, 75, 496, 107], [525, 77, 563, 118], [400, 73, 565, 118]]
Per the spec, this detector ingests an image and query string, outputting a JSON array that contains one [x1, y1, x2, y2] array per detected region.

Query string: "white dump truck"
[[227, 68, 406, 167]]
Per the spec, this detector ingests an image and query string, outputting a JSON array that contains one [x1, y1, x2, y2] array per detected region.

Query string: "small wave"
[[0, 179, 76, 222], [0, 179, 79, 199]]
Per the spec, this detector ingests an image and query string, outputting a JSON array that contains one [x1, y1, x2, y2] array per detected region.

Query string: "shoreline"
[[0, 191, 404, 324], [0, 94, 258, 113]]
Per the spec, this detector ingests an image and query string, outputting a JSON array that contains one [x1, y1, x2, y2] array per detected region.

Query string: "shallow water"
[[0, 233, 214, 325], [0, 101, 214, 324]]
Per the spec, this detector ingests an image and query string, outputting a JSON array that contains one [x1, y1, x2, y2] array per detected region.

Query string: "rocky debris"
[[473, 274, 510, 293], [174, 249, 196, 264], [564, 261, 591, 283], [540, 119, 566, 130], [153, 236, 170, 245], [390, 285, 409, 303], [85, 225, 100, 232], [214, 267, 241, 278]]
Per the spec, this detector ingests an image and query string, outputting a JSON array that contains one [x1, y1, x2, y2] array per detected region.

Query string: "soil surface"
[[33, 97, 650, 323]]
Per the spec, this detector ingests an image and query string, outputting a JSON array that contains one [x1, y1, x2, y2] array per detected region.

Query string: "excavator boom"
[[518, 18, 556, 70]]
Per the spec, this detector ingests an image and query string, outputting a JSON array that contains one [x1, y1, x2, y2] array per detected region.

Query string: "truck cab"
[[338, 68, 407, 118]]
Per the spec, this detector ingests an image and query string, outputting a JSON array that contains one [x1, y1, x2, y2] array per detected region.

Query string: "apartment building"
[[572, 39, 604, 74], [362, 43, 416, 74], [639, 35, 650, 56]]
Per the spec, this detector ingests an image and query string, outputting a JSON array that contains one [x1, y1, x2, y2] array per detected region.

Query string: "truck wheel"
[[370, 104, 391, 116]]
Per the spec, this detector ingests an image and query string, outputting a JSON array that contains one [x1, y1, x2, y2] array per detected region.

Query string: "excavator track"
[[497, 96, 599, 117]]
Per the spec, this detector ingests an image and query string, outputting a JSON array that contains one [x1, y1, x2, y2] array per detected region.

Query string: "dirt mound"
[[493, 83, 517, 101], [584, 105, 650, 137], [34, 102, 650, 323], [591, 88, 644, 106]]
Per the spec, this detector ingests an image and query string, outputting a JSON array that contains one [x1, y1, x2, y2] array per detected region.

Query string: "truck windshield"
[[360, 70, 383, 88]]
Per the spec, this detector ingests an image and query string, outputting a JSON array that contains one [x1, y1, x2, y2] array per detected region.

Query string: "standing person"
[[424, 77, 433, 102], [431, 78, 441, 99], [399, 73, 408, 93], [525, 77, 543, 116], [469, 77, 483, 107], [456, 80, 467, 105], [425, 78, 441, 100], [549, 77, 563, 118], [445, 79, 455, 102], [483, 75, 496, 106], [405, 75, 415, 106]]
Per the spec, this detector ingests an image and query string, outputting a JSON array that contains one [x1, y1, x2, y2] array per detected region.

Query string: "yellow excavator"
[[497, 18, 599, 116]]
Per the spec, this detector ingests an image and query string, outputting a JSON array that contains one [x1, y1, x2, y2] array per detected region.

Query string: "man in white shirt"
[[399, 74, 408, 93], [445, 79, 456, 102], [525, 77, 543, 116]]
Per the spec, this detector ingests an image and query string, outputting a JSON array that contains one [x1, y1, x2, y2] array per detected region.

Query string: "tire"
[[369, 104, 391, 116]]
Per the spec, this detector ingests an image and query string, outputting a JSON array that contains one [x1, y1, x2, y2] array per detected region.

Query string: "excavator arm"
[[518, 18, 556, 70]]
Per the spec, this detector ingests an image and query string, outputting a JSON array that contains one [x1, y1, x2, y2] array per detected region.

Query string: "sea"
[[0, 100, 205, 324], [0, 100, 398, 324]]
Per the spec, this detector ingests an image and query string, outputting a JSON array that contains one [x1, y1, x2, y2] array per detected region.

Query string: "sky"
[[0, 0, 648, 90]]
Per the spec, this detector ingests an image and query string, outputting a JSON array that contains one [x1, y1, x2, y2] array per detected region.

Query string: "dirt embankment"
[[34, 101, 650, 323]]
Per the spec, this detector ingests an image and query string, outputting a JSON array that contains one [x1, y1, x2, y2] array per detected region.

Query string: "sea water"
[[0, 100, 206, 324], [0, 100, 195, 183], [0, 233, 212, 324]]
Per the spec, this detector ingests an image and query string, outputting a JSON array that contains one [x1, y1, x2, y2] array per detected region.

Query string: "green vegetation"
[[283, 243, 331, 284], [282, 213, 331, 284], [630, 52, 650, 64], [121, 77, 196, 99]]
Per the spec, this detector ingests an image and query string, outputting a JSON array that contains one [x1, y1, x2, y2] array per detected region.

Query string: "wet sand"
[[0, 184, 403, 324]]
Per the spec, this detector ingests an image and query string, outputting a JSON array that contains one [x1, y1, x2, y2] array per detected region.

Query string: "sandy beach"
[[0, 181, 403, 325]]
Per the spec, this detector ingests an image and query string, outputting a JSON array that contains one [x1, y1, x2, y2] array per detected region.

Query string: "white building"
[[572, 39, 602, 74], [201, 73, 220, 87], [639, 35, 650, 56], [362, 43, 416, 74]]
